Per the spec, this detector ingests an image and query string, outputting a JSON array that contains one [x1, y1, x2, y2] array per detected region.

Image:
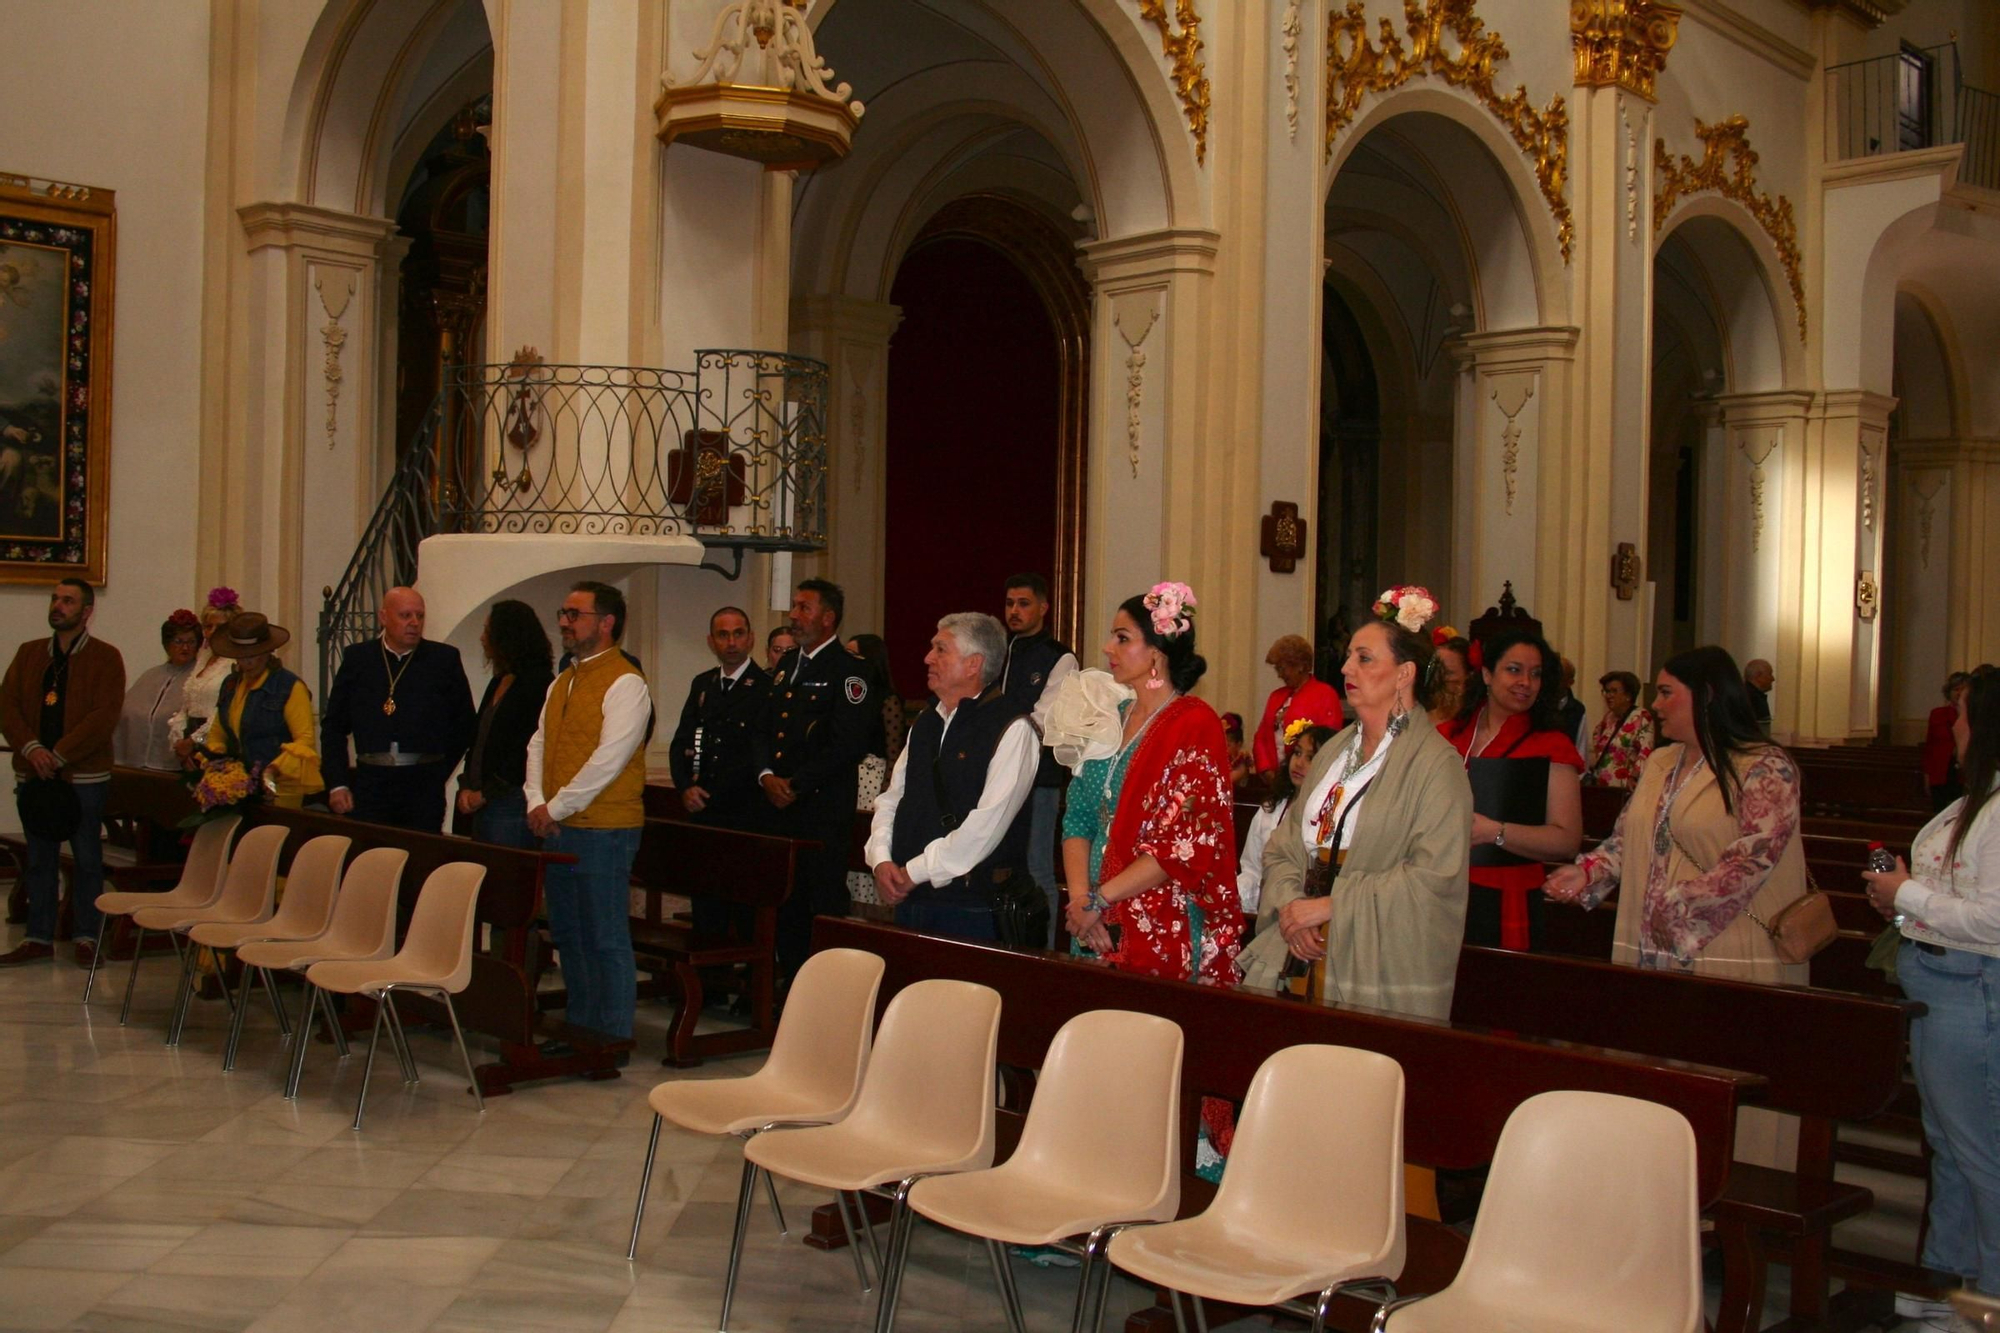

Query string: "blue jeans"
[[23, 778, 107, 944], [1028, 786, 1060, 947], [542, 824, 641, 1041], [474, 790, 536, 850], [1900, 940, 2000, 1294], [894, 883, 997, 943]]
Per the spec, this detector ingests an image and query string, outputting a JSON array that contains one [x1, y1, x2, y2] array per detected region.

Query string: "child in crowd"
[[1235, 720, 1339, 921]]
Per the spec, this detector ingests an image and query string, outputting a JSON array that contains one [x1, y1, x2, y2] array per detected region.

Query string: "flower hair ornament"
[[206, 586, 240, 611], [1282, 717, 1316, 749], [165, 609, 201, 635], [1372, 585, 1438, 635], [1142, 581, 1197, 640], [1431, 624, 1459, 648]]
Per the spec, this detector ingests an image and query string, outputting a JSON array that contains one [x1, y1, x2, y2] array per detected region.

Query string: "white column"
[[1711, 390, 1813, 740], [236, 202, 398, 697]]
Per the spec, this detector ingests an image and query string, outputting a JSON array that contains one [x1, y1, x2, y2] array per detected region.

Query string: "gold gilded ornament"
[[1653, 115, 1806, 341], [1570, 0, 1681, 102], [1136, 0, 1212, 165], [1325, 0, 1574, 261]]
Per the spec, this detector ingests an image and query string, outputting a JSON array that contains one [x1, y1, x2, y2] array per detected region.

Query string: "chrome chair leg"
[[221, 962, 255, 1072], [1192, 1294, 1210, 1333], [117, 926, 146, 1025], [261, 967, 291, 1036], [1077, 1226, 1120, 1333], [987, 1238, 1027, 1333], [283, 985, 318, 1099], [350, 997, 389, 1131], [380, 992, 418, 1083], [164, 936, 199, 1046], [834, 1190, 875, 1293], [762, 1167, 788, 1236], [437, 991, 485, 1112], [81, 915, 109, 1004], [873, 1181, 922, 1333], [627, 1113, 664, 1261], [719, 1158, 760, 1332]]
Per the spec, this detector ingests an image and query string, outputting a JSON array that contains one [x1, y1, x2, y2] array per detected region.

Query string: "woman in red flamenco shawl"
[[1061, 584, 1242, 988]]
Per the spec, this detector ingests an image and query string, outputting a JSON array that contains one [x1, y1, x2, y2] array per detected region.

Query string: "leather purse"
[[1668, 821, 1838, 965]]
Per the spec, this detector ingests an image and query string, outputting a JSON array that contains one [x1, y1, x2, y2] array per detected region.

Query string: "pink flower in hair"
[[1142, 580, 1197, 639], [206, 586, 240, 611]]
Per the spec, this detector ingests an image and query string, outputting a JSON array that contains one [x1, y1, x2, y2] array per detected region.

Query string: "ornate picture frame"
[[0, 175, 115, 585]]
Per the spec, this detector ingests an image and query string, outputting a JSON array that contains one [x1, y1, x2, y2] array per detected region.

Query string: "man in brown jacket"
[[0, 578, 125, 967]]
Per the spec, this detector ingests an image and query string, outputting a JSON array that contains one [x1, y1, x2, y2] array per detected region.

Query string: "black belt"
[[1914, 941, 1947, 956], [356, 752, 448, 767]]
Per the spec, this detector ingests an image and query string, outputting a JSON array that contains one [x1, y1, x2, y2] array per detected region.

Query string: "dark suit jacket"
[[668, 661, 770, 819], [320, 638, 477, 792], [467, 667, 553, 799], [752, 640, 873, 820]]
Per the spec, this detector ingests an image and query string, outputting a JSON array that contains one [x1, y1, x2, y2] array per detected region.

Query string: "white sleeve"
[[906, 717, 1040, 887], [544, 673, 653, 822], [1236, 801, 1282, 912], [1030, 653, 1080, 732], [523, 677, 556, 809], [1896, 806, 2000, 947], [864, 745, 913, 869]]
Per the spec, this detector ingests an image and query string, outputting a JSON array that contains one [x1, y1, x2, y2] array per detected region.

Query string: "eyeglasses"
[[556, 607, 602, 623]]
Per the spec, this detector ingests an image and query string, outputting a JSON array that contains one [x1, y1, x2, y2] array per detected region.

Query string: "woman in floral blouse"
[[1548, 646, 1808, 1167], [1584, 670, 1655, 789], [1061, 584, 1241, 986]]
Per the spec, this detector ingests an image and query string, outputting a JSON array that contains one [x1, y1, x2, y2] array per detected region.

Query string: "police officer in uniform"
[[322, 586, 476, 832], [670, 605, 770, 939], [999, 573, 1078, 942], [754, 578, 873, 978]]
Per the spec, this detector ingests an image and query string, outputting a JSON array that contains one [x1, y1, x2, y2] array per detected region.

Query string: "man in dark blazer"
[[321, 586, 476, 832], [671, 606, 770, 942], [753, 578, 874, 978]]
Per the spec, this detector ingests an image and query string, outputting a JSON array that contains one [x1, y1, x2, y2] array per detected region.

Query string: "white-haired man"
[[865, 612, 1039, 943]]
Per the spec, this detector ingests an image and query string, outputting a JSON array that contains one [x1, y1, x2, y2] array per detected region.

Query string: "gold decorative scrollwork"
[[1325, 0, 1573, 262], [1137, 0, 1211, 165], [1653, 115, 1807, 341], [1570, 0, 1680, 102]]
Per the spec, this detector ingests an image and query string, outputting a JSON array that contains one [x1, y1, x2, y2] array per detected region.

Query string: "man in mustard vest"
[[525, 581, 652, 1048]]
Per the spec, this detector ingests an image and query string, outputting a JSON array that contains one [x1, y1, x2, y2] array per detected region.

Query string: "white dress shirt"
[[523, 647, 655, 823], [1298, 731, 1396, 852], [1236, 798, 1287, 913], [864, 703, 1039, 887]]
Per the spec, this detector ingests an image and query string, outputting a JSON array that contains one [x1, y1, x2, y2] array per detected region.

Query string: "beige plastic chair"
[[85, 813, 240, 1015], [1371, 1090, 1702, 1333], [627, 946, 886, 1259], [189, 834, 351, 1071], [130, 823, 287, 1047], [720, 978, 1003, 1331], [885, 1009, 1184, 1333], [305, 861, 487, 1131], [241, 846, 408, 1100], [1107, 1045, 1406, 1333]]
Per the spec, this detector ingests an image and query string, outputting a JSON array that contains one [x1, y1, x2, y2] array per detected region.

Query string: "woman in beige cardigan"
[[1240, 594, 1473, 1019]]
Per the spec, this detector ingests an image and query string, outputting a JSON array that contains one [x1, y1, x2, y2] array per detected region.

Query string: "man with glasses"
[[526, 581, 653, 1051], [321, 585, 476, 832]]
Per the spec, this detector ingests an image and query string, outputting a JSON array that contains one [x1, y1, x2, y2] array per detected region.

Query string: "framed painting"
[[0, 175, 114, 584]]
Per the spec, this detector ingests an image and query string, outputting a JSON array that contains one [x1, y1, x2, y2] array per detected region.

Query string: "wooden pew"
[[1579, 783, 1630, 840], [627, 817, 805, 1068], [811, 917, 1763, 1333], [1450, 945, 1921, 1332], [100, 767, 619, 1094]]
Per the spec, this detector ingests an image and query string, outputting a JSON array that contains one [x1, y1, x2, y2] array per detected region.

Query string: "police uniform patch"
[[1030, 672, 1044, 685], [845, 676, 868, 704]]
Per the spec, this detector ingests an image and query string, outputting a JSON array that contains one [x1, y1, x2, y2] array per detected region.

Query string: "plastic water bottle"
[[1867, 841, 1903, 929]]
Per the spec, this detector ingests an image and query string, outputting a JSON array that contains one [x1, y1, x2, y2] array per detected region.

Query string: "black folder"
[[1467, 756, 1549, 868]]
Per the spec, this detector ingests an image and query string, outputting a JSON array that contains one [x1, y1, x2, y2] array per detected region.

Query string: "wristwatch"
[[1493, 823, 1507, 848]]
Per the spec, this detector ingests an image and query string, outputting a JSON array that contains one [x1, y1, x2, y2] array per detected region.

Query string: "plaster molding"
[[1622, 99, 1641, 243], [1675, 0, 1814, 81], [1908, 471, 1946, 570], [1859, 437, 1878, 531], [1654, 115, 1805, 341], [1737, 426, 1781, 552], [1820, 143, 1962, 190], [1077, 228, 1221, 285], [844, 349, 876, 495], [1488, 372, 1537, 516], [1282, 0, 1305, 141], [1134, 0, 1211, 165], [239, 201, 397, 258], [313, 268, 358, 452], [1111, 292, 1163, 479]]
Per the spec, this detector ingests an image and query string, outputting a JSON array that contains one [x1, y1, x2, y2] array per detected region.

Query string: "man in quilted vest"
[[525, 581, 652, 1049]]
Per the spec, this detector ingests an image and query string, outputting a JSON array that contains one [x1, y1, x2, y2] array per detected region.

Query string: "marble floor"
[[0, 919, 1935, 1333]]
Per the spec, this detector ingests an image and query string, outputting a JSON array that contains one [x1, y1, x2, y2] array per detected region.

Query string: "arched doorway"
[[1881, 289, 1959, 740], [394, 95, 490, 464], [881, 195, 1088, 695], [1316, 286, 1380, 681]]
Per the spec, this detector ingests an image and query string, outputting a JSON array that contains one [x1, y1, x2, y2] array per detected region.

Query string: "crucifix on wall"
[[1260, 501, 1308, 573]]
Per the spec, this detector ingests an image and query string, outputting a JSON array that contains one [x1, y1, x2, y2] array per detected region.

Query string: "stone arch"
[[1654, 199, 1799, 390], [1327, 87, 1566, 331]]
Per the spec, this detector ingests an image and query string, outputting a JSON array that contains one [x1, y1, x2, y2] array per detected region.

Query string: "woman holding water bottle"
[[1863, 670, 2000, 1316]]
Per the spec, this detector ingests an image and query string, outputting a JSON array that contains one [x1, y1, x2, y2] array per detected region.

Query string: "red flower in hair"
[[1468, 640, 1485, 672]]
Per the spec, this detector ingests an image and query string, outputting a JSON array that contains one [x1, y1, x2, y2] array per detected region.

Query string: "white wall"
[[0, 2, 212, 666]]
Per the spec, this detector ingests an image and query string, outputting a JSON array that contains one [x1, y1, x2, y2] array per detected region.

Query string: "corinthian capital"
[[1571, 0, 1681, 102]]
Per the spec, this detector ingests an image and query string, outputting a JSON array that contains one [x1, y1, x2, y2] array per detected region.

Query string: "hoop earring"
[[1146, 662, 1166, 691]]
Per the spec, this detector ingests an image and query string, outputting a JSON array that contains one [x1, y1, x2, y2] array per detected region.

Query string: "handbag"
[[1667, 818, 1837, 965]]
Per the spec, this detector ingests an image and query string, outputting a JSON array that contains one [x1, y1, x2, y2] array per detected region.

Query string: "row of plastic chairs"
[[84, 815, 489, 1130], [629, 948, 1705, 1333]]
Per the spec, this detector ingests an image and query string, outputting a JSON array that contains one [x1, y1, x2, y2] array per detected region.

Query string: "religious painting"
[[0, 176, 115, 584]]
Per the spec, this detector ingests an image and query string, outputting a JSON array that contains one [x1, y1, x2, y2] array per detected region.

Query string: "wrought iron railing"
[[1826, 42, 2000, 191], [317, 350, 828, 701]]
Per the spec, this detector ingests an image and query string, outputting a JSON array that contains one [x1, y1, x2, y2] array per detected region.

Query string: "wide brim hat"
[[16, 776, 80, 841], [209, 611, 290, 658]]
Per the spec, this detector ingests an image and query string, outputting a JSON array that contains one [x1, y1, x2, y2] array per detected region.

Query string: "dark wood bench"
[[812, 917, 1763, 1333], [1450, 944, 1922, 1332], [627, 816, 806, 1068]]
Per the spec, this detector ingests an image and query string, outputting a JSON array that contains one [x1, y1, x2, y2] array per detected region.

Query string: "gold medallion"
[[43, 690, 57, 706], [382, 699, 396, 716]]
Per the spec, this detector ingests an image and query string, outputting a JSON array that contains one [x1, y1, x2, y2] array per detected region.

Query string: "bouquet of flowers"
[[1372, 585, 1439, 634], [179, 750, 266, 827]]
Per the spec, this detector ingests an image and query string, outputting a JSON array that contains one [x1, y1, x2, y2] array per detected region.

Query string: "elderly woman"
[[1584, 670, 1655, 789], [1863, 671, 2000, 1313], [170, 586, 243, 760], [1548, 646, 1808, 1166], [1241, 587, 1473, 1018], [1442, 629, 1584, 951], [1060, 582, 1241, 985], [199, 612, 323, 808], [115, 611, 202, 770], [1925, 671, 1973, 811], [1252, 633, 1344, 777]]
